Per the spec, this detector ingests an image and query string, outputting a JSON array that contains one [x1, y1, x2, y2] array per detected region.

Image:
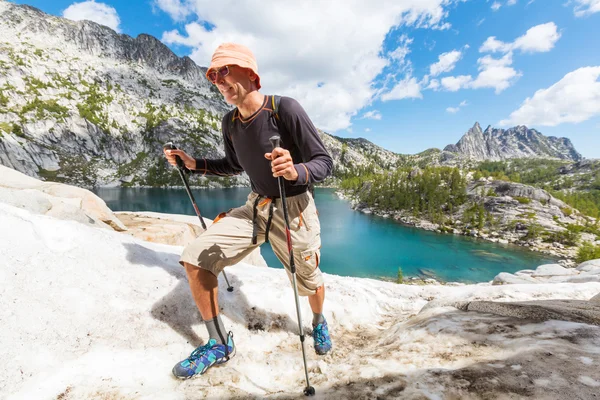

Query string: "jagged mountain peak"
[[444, 123, 582, 161]]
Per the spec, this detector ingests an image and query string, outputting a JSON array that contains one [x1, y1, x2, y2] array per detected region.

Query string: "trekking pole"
[[269, 135, 315, 397], [163, 142, 234, 292]]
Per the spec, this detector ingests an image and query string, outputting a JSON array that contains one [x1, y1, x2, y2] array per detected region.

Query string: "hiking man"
[[164, 42, 334, 379]]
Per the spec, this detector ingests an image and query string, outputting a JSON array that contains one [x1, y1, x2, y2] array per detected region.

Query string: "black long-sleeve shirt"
[[192, 95, 333, 197]]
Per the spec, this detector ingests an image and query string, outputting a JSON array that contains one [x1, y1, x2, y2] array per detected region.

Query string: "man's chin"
[[223, 94, 238, 105]]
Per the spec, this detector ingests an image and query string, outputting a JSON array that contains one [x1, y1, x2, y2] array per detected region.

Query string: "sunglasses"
[[207, 65, 231, 83]]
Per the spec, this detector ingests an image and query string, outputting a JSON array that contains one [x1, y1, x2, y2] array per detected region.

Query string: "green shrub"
[[514, 196, 531, 204], [576, 242, 600, 263], [523, 223, 544, 240], [397, 267, 404, 284], [544, 229, 580, 246], [11, 123, 24, 137], [0, 90, 8, 107], [561, 207, 573, 216]]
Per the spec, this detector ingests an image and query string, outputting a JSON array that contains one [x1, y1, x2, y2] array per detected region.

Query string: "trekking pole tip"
[[304, 386, 315, 396]]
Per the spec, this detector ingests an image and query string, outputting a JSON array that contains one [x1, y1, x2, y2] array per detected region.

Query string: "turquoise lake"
[[93, 187, 556, 283]]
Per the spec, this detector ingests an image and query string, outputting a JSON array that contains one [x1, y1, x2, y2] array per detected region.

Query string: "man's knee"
[[183, 262, 218, 285]]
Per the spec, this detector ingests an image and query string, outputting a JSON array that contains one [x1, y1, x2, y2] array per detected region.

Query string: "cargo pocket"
[[300, 247, 320, 272]]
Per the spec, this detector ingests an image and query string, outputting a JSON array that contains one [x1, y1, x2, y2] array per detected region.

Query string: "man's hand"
[[265, 147, 298, 181], [164, 148, 196, 170]]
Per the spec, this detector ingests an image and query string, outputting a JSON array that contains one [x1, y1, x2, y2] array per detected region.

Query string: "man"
[[164, 42, 334, 379]]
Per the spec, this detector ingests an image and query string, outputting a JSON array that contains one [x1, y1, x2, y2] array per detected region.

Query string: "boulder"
[[492, 272, 539, 285], [577, 259, 600, 272], [531, 264, 577, 278], [0, 165, 126, 231], [457, 299, 600, 326]]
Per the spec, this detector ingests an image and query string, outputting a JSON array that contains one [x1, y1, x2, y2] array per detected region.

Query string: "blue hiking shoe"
[[172, 332, 235, 379], [312, 319, 332, 355]]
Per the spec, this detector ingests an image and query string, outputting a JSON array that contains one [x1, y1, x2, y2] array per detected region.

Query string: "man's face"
[[209, 65, 255, 105]]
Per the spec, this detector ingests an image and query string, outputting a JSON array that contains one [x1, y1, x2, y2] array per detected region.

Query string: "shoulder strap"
[[271, 95, 281, 120]]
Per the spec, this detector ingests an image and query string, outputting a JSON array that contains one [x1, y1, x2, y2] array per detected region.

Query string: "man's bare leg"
[[183, 262, 228, 345], [184, 262, 219, 319]]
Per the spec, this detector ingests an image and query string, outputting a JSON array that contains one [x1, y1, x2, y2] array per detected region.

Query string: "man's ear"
[[246, 68, 257, 82]]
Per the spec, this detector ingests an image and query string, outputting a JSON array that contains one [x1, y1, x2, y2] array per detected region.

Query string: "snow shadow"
[[122, 242, 298, 347]]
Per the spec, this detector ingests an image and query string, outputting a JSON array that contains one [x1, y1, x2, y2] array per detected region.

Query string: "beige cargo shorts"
[[179, 191, 323, 296]]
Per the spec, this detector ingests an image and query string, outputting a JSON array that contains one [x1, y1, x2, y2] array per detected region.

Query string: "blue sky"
[[13, 0, 600, 158]]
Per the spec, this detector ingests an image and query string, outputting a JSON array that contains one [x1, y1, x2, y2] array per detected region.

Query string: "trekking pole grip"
[[269, 135, 281, 150], [163, 142, 185, 170]]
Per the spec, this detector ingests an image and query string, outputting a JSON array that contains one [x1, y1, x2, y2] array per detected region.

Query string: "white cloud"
[[479, 22, 561, 54], [491, 2, 502, 11], [507, 0, 517, 5], [388, 35, 413, 67], [381, 76, 422, 101], [446, 99, 468, 113], [434, 23, 558, 95], [427, 78, 440, 90], [365, 128, 371, 132], [429, 50, 463, 77], [440, 53, 521, 93], [441, 75, 472, 91], [157, 0, 455, 132], [62, 1, 121, 32], [573, 0, 600, 16], [470, 52, 521, 93], [362, 110, 382, 120], [500, 66, 600, 126], [153, 0, 192, 21]]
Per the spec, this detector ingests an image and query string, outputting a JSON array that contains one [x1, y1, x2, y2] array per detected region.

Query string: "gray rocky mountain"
[[0, 0, 236, 187], [444, 122, 582, 161]]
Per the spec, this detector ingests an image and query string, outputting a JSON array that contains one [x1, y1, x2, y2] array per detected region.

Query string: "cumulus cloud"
[[429, 50, 463, 77], [153, 0, 192, 21], [479, 22, 561, 54], [439, 52, 521, 93], [157, 0, 455, 132], [427, 78, 440, 90], [500, 66, 600, 126], [381, 76, 422, 101], [437, 23, 559, 94], [62, 1, 121, 32], [441, 75, 472, 91], [572, 0, 600, 16], [470, 52, 521, 93], [491, 2, 502, 11]]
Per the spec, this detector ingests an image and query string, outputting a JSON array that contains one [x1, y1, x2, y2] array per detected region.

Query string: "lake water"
[[93, 187, 556, 283]]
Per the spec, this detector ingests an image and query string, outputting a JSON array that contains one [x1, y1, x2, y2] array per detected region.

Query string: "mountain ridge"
[[443, 122, 582, 161]]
